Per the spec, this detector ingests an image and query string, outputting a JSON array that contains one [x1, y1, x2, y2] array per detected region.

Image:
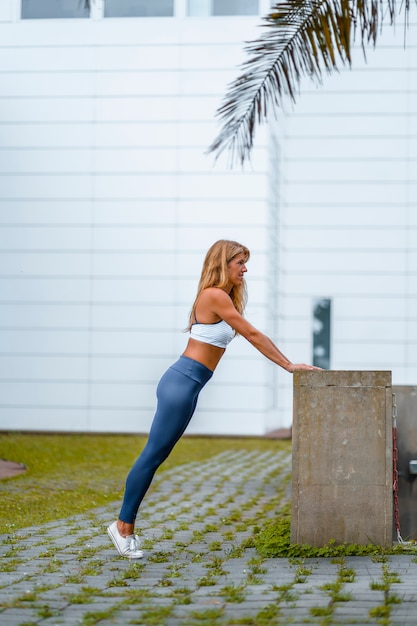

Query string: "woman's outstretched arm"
[[204, 288, 321, 372]]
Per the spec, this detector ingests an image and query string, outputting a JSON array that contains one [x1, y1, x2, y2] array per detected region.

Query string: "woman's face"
[[227, 253, 248, 288]]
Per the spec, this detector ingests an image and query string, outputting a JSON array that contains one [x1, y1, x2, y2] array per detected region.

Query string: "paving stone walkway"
[[1, 449, 417, 625]]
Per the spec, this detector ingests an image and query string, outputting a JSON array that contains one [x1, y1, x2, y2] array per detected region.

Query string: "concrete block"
[[392, 385, 417, 540], [291, 370, 392, 547]]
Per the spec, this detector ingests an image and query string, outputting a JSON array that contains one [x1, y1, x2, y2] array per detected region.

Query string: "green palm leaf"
[[208, 0, 407, 166]]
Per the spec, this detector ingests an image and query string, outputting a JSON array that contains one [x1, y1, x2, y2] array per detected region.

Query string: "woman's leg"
[[118, 360, 211, 525]]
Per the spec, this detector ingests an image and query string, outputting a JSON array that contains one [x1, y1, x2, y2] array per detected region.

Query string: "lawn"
[[0, 432, 291, 534]]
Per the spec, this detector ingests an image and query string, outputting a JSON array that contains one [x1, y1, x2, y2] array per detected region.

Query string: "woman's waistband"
[[169, 355, 213, 384]]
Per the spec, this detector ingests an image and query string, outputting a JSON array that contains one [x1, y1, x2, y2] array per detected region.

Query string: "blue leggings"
[[119, 356, 213, 524]]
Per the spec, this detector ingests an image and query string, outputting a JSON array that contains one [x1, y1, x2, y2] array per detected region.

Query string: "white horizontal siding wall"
[[274, 23, 417, 421], [0, 1, 279, 435]]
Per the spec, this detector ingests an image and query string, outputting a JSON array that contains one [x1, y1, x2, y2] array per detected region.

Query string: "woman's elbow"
[[245, 329, 263, 345]]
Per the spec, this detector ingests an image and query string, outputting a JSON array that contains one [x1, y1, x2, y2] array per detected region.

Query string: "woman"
[[107, 239, 320, 558]]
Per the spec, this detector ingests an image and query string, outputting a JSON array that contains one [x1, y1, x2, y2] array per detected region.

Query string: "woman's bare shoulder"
[[197, 288, 231, 308], [200, 287, 230, 300]]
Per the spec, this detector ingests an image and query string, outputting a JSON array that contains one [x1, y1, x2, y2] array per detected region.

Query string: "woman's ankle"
[[117, 519, 135, 537]]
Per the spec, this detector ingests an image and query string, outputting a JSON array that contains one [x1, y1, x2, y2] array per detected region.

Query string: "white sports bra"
[[190, 316, 235, 349]]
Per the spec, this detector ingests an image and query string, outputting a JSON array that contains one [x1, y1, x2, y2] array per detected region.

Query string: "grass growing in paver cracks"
[[40, 557, 64, 573], [1, 582, 59, 615], [65, 586, 105, 604], [36, 604, 60, 619], [121, 587, 153, 604], [148, 550, 174, 563], [79, 558, 105, 576], [255, 602, 282, 624], [219, 583, 247, 603], [205, 554, 228, 576], [189, 607, 224, 623], [271, 582, 299, 604], [225, 603, 282, 626], [369, 563, 402, 625], [107, 561, 145, 588], [80, 604, 122, 626], [130, 604, 174, 624], [65, 573, 85, 584], [197, 574, 218, 586], [291, 559, 313, 583], [233, 556, 354, 625], [0, 556, 22, 572], [308, 558, 356, 622]]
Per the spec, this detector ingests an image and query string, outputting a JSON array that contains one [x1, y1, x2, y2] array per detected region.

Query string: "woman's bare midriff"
[[182, 338, 225, 372]]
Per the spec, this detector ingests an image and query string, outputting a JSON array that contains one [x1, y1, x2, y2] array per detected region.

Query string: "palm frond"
[[208, 0, 405, 166]]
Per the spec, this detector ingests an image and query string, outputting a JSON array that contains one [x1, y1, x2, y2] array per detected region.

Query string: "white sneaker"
[[107, 521, 144, 559]]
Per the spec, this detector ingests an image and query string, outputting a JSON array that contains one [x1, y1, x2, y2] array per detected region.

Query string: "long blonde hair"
[[186, 240, 250, 331]]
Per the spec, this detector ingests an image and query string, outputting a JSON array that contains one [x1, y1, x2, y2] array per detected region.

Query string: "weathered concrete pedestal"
[[392, 386, 417, 541], [291, 371, 393, 547]]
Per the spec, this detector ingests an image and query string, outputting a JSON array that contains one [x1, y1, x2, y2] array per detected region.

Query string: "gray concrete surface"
[[1, 449, 417, 625], [292, 371, 393, 547]]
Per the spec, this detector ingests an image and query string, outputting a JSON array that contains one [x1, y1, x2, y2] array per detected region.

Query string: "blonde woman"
[[108, 240, 320, 558]]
